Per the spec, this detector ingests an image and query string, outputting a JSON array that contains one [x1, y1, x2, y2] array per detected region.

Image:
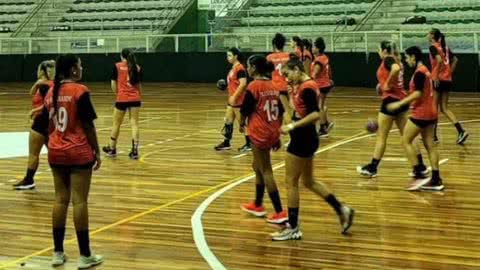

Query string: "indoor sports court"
[[0, 0, 479, 269]]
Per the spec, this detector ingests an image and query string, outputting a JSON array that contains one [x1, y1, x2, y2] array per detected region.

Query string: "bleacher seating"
[[0, 1, 37, 35], [219, 0, 376, 34], [52, 0, 191, 33]]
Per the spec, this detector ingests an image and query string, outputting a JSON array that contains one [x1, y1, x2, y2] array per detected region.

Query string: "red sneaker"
[[266, 211, 288, 224], [240, 202, 266, 217]]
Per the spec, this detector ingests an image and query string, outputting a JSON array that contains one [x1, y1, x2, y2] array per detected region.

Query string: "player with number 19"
[[239, 55, 287, 224], [32, 54, 103, 268]]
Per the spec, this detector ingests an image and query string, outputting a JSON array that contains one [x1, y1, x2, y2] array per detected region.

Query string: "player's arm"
[[389, 72, 425, 111], [312, 62, 322, 79], [282, 89, 319, 133], [303, 57, 312, 76], [110, 66, 118, 94], [383, 58, 400, 91], [239, 90, 256, 131], [450, 49, 458, 74], [29, 80, 45, 96], [78, 92, 101, 170], [231, 70, 248, 103], [429, 46, 442, 82]]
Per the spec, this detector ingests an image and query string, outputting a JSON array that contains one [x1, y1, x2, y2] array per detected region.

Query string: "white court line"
[[232, 153, 248, 159], [192, 119, 480, 270], [191, 131, 370, 270]]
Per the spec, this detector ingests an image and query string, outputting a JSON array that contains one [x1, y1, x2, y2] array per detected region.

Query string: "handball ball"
[[365, 119, 378, 133], [216, 79, 227, 91]]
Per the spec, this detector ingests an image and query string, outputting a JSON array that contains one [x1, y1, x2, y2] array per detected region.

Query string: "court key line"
[[191, 119, 480, 270], [1, 119, 478, 269]]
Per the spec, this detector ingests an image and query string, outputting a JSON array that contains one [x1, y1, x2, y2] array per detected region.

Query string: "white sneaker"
[[78, 254, 104, 269], [339, 206, 355, 234], [271, 224, 302, 241], [51, 252, 66, 267]]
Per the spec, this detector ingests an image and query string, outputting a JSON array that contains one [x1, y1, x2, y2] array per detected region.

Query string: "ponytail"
[[121, 48, 140, 85], [52, 54, 79, 115], [440, 34, 447, 55]]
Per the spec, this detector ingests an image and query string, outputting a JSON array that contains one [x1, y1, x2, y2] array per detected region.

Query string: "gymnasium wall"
[[0, 52, 478, 92]]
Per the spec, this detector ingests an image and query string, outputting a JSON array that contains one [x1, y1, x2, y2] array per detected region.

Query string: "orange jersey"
[[32, 80, 53, 117], [290, 80, 320, 118], [44, 83, 96, 166], [303, 49, 313, 62], [376, 57, 406, 100], [311, 54, 332, 88], [294, 47, 303, 59], [227, 63, 247, 106], [267, 52, 290, 93], [114, 62, 141, 102], [409, 65, 437, 120], [245, 80, 282, 150], [429, 42, 452, 82]]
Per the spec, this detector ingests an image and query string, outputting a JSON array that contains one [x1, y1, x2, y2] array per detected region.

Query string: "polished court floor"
[[0, 83, 479, 270]]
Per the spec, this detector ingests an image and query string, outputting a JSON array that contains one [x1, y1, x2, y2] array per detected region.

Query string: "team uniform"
[[288, 80, 320, 158], [429, 42, 454, 92], [31, 80, 54, 134], [311, 54, 333, 96], [33, 83, 97, 169], [240, 79, 283, 150], [227, 63, 247, 107], [409, 65, 438, 128], [112, 62, 142, 111], [377, 56, 408, 116], [266, 52, 290, 94]]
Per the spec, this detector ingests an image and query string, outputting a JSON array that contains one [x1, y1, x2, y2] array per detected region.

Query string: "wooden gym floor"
[[0, 83, 479, 270]]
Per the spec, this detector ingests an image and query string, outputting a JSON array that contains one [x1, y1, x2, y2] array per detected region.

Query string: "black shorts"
[[380, 97, 409, 117], [287, 124, 319, 158], [227, 103, 242, 108], [434, 81, 452, 92], [410, 118, 437, 129], [31, 115, 48, 138], [320, 86, 333, 96], [115, 101, 141, 111], [49, 161, 95, 171]]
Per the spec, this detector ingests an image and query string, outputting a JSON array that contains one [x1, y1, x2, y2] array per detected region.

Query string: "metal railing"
[[0, 30, 478, 55]]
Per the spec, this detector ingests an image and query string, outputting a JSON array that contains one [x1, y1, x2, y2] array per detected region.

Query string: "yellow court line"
[[3, 119, 479, 269], [0, 134, 365, 269]]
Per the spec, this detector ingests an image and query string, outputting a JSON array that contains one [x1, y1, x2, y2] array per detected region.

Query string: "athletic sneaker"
[[271, 224, 303, 241], [406, 177, 431, 191], [51, 252, 66, 267], [420, 178, 445, 192], [318, 129, 329, 138], [78, 254, 104, 269], [102, 146, 116, 157], [266, 211, 288, 224], [456, 131, 469, 145], [433, 136, 440, 145], [325, 122, 335, 132], [128, 150, 139, 160], [356, 164, 377, 177], [408, 165, 430, 177], [339, 206, 355, 234], [214, 141, 231, 151], [238, 143, 252, 153], [240, 202, 266, 217], [12, 178, 35, 190]]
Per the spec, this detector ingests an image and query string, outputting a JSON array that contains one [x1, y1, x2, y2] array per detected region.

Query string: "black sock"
[[434, 124, 438, 138], [454, 123, 464, 134], [223, 139, 231, 145], [53, 227, 66, 252], [76, 230, 91, 257], [288, 207, 299, 228], [417, 154, 424, 166], [432, 170, 440, 180], [370, 158, 380, 170], [224, 123, 234, 141], [25, 168, 36, 181], [132, 140, 138, 153], [268, 190, 283, 213], [254, 184, 265, 207], [245, 136, 251, 145], [325, 194, 343, 216]]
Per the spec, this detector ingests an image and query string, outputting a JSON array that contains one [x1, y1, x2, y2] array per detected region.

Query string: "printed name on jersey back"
[[46, 95, 73, 103]]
